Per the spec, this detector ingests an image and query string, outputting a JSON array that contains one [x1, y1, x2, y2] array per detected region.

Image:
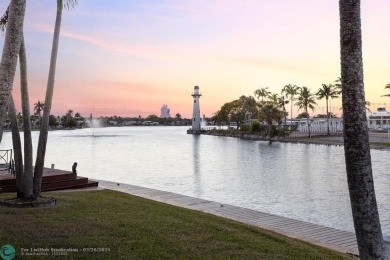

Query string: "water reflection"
[[192, 135, 203, 196], [0, 126, 388, 234]]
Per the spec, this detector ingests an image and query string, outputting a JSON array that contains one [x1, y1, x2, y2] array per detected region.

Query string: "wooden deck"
[[96, 179, 359, 257], [0, 168, 98, 193]]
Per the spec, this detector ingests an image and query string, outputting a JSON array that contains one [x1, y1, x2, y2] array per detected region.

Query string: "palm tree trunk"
[[339, 0, 385, 258], [326, 97, 330, 135], [33, 0, 63, 196], [0, 0, 26, 144], [305, 109, 311, 138], [20, 35, 34, 199], [8, 95, 24, 198]]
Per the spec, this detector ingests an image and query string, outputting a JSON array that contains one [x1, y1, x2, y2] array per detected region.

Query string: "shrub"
[[249, 121, 260, 133], [240, 125, 249, 132]]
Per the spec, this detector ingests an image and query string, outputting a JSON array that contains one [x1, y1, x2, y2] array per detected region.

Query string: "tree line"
[[212, 80, 389, 137], [3, 103, 194, 129]]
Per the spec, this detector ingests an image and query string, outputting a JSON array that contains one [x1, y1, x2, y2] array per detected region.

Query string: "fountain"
[[201, 114, 207, 130], [86, 114, 102, 136]]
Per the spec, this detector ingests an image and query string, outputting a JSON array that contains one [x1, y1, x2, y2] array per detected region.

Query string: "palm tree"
[[175, 113, 182, 120], [8, 95, 24, 197], [295, 86, 317, 138], [365, 100, 371, 112], [33, 100, 44, 128], [334, 77, 342, 95], [66, 109, 74, 118], [254, 87, 270, 103], [33, 100, 45, 116], [381, 83, 390, 97], [33, 0, 78, 196], [1, 3, 33, 199], [19, 36, 34, 199], [268, 93, 279, 104], [269, 93, 289, 125], [282, 84, 299, 123], [260, 103, 282, 138], [339, 0, 385, 258], [316, 84, 338, 135], [0, 0, 26, 144]]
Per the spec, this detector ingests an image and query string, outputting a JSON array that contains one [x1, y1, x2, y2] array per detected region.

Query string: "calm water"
[[1, 126, 389, 234]]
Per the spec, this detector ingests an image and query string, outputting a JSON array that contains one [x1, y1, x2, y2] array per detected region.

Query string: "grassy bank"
[[0, 190, 352, 259]]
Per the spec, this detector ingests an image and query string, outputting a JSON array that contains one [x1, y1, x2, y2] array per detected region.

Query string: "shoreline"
[[203, 131, 390, 151]]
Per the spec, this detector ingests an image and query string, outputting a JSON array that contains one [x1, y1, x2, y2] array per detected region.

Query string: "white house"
[[367, 107, 390, 130], [298, 118, 343, 133]]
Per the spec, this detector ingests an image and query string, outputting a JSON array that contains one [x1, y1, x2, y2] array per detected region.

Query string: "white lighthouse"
[[191, 86, 202, 133]]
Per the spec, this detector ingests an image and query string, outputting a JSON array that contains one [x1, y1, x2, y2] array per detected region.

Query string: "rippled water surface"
[[1, 126, 389, 233]]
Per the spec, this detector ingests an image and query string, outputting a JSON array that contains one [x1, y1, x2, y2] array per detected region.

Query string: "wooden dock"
[[0, 168, 98, 193], [96, 179, 359, 257]]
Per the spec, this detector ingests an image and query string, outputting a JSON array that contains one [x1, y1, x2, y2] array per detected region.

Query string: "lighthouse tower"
[[191, 86, 202, 133]]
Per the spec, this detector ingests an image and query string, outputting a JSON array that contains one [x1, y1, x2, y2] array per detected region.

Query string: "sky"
[[1, 0, 389, 118]]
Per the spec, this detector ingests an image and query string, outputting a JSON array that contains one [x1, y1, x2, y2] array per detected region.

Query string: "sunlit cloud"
[[6, 0, 390, 118]]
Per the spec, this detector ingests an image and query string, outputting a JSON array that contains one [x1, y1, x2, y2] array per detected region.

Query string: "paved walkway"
[[94, 179, 359, 257]]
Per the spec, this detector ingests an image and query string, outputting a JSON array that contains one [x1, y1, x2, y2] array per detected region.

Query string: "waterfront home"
[[367, 107, 390, 130], [298, 118, 343, 134]]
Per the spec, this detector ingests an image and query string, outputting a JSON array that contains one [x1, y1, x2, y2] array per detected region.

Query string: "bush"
[[249, 121, 260, 133], [278, 127, 291, 137], [240, 125, 249, 132]]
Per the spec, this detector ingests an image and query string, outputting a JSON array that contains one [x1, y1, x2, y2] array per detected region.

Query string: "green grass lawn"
[[0, 190, 353, 259], [370, 142, 390, 147]]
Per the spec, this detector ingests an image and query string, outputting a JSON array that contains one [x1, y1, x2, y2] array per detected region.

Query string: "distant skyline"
[[1, 1, 389, 118]]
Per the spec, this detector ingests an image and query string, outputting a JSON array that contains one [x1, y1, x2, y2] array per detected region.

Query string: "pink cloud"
[[32, 22, 169, 58]]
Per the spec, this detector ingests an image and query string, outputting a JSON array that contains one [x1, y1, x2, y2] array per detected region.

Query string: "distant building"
[[367, 107, 390, 130], [160, 104, 171, 118]]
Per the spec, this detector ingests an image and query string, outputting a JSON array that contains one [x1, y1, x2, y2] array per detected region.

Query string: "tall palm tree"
[[316, 84, 338, 135], [282, 84, 299, 123], [0, 0, 26, 144], [277, 95, 289, 125], [339, 0, 385, 258], [19, 36, 34, 199], [254, 87, 270, 103], [336, 77, 371, 112], [1, 3, 33, 200], [381, 83, 390, 97], [8, 95, 24, 197], [269, 93, 289, 125], [33, 100, 45, 116], [33, 0, 78, 196], [295, 86, 317, 138]]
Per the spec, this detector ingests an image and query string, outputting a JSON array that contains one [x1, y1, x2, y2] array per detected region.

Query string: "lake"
[[1, 126, 389, 234]]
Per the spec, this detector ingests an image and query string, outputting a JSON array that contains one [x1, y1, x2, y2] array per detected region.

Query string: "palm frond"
[[63, 0, 78, 10], [0, 6, 9, 32]]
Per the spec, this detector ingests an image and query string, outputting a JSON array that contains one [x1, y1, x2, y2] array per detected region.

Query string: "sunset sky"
[[1, 0, 389, 118]]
